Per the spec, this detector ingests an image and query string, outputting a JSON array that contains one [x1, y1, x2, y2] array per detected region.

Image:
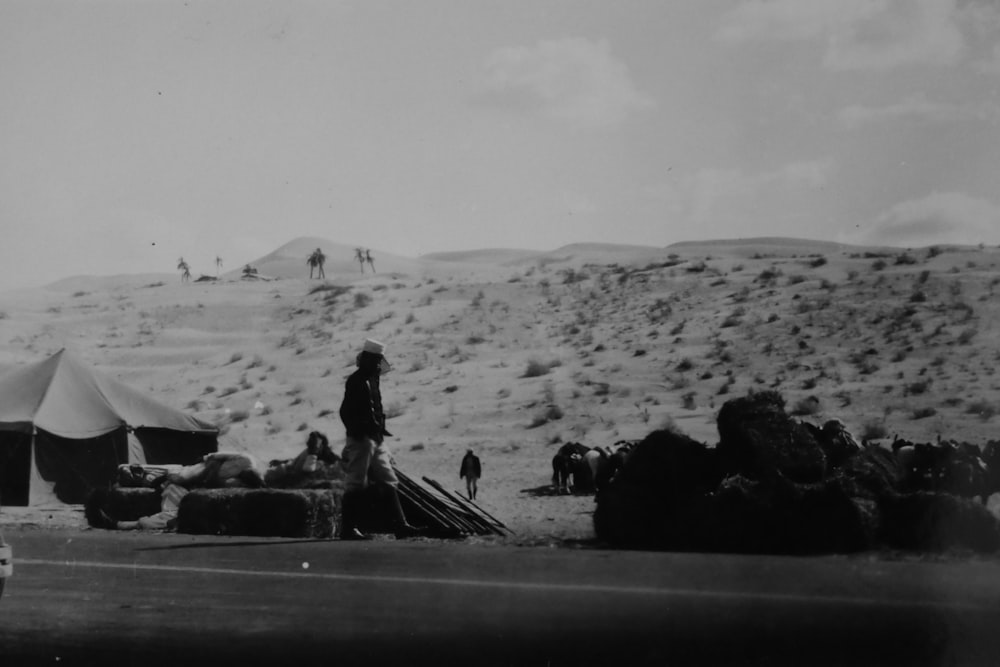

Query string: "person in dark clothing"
[[338, 338, 424, 540], [460, 449, 482, 501]]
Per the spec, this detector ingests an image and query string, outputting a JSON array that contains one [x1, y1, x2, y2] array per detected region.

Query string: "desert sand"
[[3, 236, 1000, 540]]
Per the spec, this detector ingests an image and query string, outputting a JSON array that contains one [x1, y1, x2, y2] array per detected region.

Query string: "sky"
[[2, 0, 999, 289]]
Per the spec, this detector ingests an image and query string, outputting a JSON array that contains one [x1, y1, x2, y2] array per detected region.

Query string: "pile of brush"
[[354, 468, 510, 538], [177, 488, 338, 538], [595, 390, 1000, 554]]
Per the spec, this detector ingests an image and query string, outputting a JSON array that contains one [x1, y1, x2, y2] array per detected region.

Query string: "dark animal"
[[551, 442, 589, 494]]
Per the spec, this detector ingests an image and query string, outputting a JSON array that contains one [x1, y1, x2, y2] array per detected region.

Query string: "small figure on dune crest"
[[215, 255, 223, 277], [338, 338, 426, 540], [365, 248, 376, 273], [177, 257, 191, 283], [460, 449, 482, 501], [354, 247, 366, 273], [307, 248, 326, 279]]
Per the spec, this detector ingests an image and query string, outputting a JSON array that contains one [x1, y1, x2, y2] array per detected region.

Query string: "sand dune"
[[3, 236, 1000, 539]]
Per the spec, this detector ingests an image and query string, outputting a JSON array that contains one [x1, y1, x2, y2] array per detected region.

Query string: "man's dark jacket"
[[339, 370, 387, 443], [460, 453, 482, 479]]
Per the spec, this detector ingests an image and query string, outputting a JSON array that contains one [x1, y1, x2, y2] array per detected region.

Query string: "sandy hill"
[[420, 248, 543, 265], [3, 236, 1000, 539]]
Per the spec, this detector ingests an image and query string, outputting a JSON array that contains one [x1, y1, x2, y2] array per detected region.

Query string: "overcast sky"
[[2, 0, 999, 289]]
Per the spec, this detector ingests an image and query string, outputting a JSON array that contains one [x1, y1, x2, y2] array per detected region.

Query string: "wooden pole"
[[395, 481, 465, 535], [396, 470, 476, 535], [423, 477, 507, 536]]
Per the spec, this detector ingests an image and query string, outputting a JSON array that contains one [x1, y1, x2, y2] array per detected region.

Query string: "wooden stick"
[[396, 472, 476, 534], [395, 479, 466, 534], [423, 477, 506, 536], [458, 494, 515, 535], [402, 473, 489, 535]]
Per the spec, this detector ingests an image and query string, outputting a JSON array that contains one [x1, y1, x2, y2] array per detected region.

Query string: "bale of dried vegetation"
[[177, 488, 339, 538]]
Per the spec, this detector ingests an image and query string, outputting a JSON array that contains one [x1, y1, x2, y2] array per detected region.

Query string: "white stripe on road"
[[14, 557, 991, 612]]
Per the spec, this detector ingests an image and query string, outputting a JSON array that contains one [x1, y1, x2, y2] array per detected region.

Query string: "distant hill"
[[667, 237, 864, 259], [519, 242, 667, 267], [420, 248, 542, 265]]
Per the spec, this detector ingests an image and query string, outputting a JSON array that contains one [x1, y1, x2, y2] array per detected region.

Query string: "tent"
[[0, 349, 218, 506]]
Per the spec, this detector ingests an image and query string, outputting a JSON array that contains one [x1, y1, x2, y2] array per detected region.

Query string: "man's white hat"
[[362, 338, 386, 356]]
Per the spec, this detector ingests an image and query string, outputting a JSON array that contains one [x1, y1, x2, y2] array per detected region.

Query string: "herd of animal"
[[550, 440, 638, 495]]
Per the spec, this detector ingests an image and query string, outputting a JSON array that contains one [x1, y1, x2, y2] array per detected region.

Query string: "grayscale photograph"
[[1, 1, 999, 665]]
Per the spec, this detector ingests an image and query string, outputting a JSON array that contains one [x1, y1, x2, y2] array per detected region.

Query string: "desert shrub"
[[909, 290, 926, 303], [203, 385, 216, 395], [927, 246, 942, 259], [808, 256, 827, 268], [353, 292, 372, 308], [318, 409, 334, 418], [965, 400, 996, 420], [895, 253, 917, 266], [791, 396, 821, 416], [309, 283, 351, 297], [523, 359, 551, 378], [787, 274, 806, 286], [957, 327, 977, 345], [859, 420, 888, 441], [676, 358, 694, 372], [246, 354, 264, 369], [466, 335, 486, 345], [756, 267, 783, 283], [871, 259, 887, 271], [218, 386, 239, 397], [682, 392, 696, 410], [855, 359, 879, 375], [906, 380, 931, 396], [229, 410, 250, 423], [911, 407, 937, 420], [297, 423, 309, 432]]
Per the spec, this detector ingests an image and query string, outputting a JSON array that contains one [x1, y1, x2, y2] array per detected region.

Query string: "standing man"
[[338, 338, 424, 540], [460, 449, 482, 501]]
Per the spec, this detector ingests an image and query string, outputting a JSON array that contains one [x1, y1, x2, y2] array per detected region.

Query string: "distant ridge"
[[668, 237, 852, 250], [420, 248, 541, 265]]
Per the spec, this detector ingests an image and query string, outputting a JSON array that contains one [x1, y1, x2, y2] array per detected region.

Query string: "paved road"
[[1, 528, 999, 666]]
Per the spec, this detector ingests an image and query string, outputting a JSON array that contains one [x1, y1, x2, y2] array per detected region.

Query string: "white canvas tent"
[[0, 349, 217, 505]]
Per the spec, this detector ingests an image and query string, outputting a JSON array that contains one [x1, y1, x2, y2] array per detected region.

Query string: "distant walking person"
[[365, 249, 376, 273], [338, 338, 425, 540], [460, 449, 482, 501]]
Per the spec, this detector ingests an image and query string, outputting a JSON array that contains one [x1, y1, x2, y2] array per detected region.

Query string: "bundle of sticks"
[[393, 467, 512, 538]]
